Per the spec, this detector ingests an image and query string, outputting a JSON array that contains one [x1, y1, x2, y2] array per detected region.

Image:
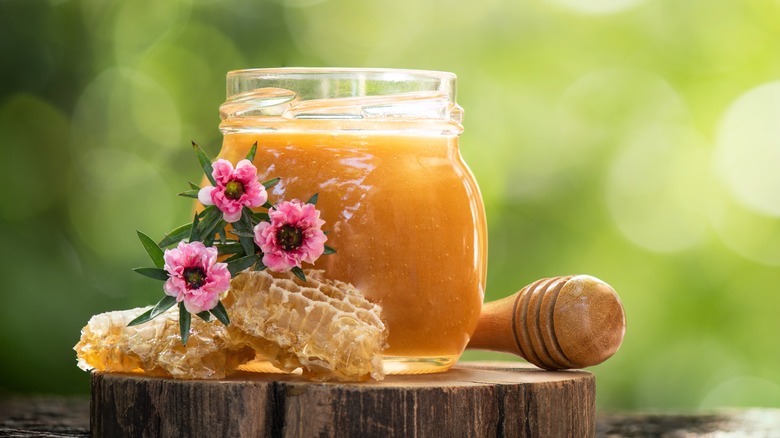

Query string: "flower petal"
[[198, 186, 215, 205], [223, 209, 242, 223]]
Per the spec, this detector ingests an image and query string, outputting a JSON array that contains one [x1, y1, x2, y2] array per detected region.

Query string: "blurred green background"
[[2, 0, 780, 410]]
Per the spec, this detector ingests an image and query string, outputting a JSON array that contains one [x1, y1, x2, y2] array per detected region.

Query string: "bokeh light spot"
[[0, 94, 69, 221], [606, 125, 709, 253], [709, 187, 780, 266], [545, 0, 647, 15], [69, 148, 175, 262], [70, 68, 182, 162], [715, 81, 780, 217], [700, 376, 780, 409], [112, 0, 192, 65], [637, 337, 744, 408], [555, 68, 689, 172], [284, 0, 431, 65]]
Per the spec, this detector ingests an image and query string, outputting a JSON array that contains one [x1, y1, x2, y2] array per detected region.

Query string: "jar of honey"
[[217, 68, 487, 374]]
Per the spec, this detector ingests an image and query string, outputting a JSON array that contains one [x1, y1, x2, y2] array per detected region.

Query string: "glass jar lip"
[[226, 67, 457, 82]]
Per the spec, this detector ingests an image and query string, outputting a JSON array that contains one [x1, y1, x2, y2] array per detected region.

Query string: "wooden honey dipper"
[[467, 275, 626, 370]]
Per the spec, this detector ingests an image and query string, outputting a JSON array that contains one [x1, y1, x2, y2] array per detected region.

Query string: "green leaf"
[[196, 311, 211, 322], [179, 302, 191, 346], [323, 245, 337, 255], [211, 301, 230, 325], [200, 217, 226, 246], [238, 208, 256, 255], [188, 181, 201, 190], [262, 177, 280, 190], [306, 192, 319, 205], [150, 295, 177, 319], [159, 223, 192, 247], [192, 141, 216, 186], [217, 242, 245, 255], [223, 253, 243, 262], [253, 260, 267, 271], [133, 267, 169, 281], [189, 213, 200, 243], [227, 254, 258, 276], [291, 266, 306, 282], [178, 189, 200, 199], [229, 229, 255, 238], [245, 142, 258, 162], [263, 201, 274, 209], [137, 231, 165, 268], [127, 308, 154, 327], [250, 211, 270, 222], [218, 228, 227, 245], [194, 207, 222, 243]]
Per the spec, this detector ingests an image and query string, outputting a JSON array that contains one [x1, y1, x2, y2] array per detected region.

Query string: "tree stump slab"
[[91, 361, 594, 437]]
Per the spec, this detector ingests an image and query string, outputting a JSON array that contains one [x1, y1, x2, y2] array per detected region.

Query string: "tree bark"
[[90, 361, 595, 437]]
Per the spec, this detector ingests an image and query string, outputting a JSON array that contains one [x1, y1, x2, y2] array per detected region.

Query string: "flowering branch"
[[128, 141, 336, 346]]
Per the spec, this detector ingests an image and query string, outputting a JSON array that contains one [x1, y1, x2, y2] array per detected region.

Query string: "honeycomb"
[[224, 270, 388, 382], [75, 307, 256, 379], [74, 270, 387, 381]]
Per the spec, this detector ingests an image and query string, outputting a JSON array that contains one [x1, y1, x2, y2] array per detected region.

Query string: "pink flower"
[[163, 241, 231, 314], [253, 200, 327, 272], [198, 159, 267, 223]]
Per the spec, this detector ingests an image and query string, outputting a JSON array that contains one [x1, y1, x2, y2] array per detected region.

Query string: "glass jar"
[[218, 68, 487, 374]]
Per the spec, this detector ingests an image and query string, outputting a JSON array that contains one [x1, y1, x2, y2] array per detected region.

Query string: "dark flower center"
[[224, 180, 245, 200], [183, 267, 206, 289], [277, 225, 303, 251]]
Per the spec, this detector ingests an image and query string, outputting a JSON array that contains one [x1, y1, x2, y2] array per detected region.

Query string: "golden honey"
[[217, 69, 487, 373]]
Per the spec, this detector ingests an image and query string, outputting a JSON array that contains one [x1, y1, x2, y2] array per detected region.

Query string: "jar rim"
[[221, 68, 462, 133], [226, 67, 457, 82]]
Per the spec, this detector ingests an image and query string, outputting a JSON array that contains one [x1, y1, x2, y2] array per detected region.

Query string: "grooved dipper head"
[[512, 275, 626, 370]]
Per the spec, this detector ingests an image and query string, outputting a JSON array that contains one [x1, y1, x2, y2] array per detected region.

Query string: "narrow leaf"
[[229, 229, 255, 238], [150, 295, 177, 319], [188, 181, 201, 190], [262, 177, 280, 190], [127, 308, 154, 327], [238, 208, 256, 255], [179, 302, 191, 346], [200, 217, 226, 246], [323, 245, 337, 255], [192, 141, 216, 186], [227, 254, 258, 276], [137, 231, 165, 268], [211, 301, 230, 325], [218, 228, 227, 245], [159, 223, 192, 247], [194, 207, 222, 243], [291, 266, 306, 282], [250, 211, 270, 222], [245, 142, 258, 162], [217, 242, 245, 255], [253, 260, 267, 271], [196, 311, 211, 322], [178, 189, 200, 199], [223, 253, 244, 262], [189, 213, 200, 243], [263, 201, 273, 209], [133, 267, 170, 281], [306, 192, 319, 205]]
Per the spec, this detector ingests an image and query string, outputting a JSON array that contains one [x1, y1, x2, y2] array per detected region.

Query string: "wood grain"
[[468, 275, 626, 370], [91, 361, 594, 437]]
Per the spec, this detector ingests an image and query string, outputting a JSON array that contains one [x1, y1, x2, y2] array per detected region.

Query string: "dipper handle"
[[467, 275, 626, 370]]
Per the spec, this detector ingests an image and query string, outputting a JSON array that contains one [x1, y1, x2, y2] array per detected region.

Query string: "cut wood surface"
[[90, 361, 594, 438]]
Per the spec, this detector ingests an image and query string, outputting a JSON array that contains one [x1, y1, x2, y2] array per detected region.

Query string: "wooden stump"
[[91, 361, 594, 437]]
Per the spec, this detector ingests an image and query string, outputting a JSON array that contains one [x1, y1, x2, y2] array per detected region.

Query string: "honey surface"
[[219, 123, 487, 358]]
